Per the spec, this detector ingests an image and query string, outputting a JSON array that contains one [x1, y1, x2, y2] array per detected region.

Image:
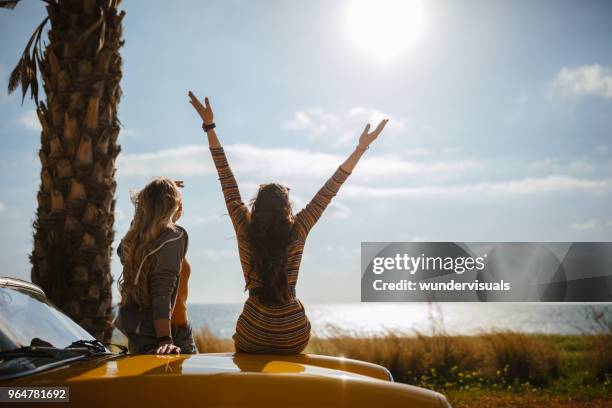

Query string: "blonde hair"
[[117, 177, 182, 307]]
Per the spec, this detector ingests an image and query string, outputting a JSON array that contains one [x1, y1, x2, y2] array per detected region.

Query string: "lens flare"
[[346, 0, 427, 60]]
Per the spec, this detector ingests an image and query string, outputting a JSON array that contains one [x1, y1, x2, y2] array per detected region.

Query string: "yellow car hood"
[[8, 353, 450, 407], [68, 353, 392, 382]]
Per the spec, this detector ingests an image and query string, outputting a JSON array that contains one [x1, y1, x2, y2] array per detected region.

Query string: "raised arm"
[[189, 91, 220, 147], [295, 119, 389, 238], [188, 92, 248, 235]]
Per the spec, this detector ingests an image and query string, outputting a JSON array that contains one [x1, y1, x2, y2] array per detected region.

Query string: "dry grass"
[[187, 303, 611, 406], [137, 305, 611, 390], [307, 326, 485, 384], [193, 326, 234, 353], [163, 306, 612, 407], [191, 323, 565, 387], [306, 326, 560, 387], [448, 392, 612, 408], [582, 306, 612, 381], [591, 334, 612, 381], [482, 331, 560, 385], [187, 322, 612, 406]]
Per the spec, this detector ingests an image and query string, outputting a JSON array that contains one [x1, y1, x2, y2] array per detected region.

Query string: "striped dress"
[[210, 147, 351, 354]]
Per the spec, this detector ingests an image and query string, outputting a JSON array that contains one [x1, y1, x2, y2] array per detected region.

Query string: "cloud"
[[342, 176, 612, 198], [117, 144, 612, 200], [323, 245, 360, 259], [20, 110, 41, 131], [283, 107, 406, 146], [528, 158, 561, 172], [117, 143, 477, 183], [196, 248, 237, 261], [398, 233, 431, 242], [529, 156, 597, 174], [327, 201, 351, 219], [115, 207, 127, 221], [181, 214, 225, 225], [568, 159, 594, 173], [356, 154, 478, 180], [120, 128, 139, 139], [283, 109, 338, 135], [570, 219, 612, 230], [0, 201, 6, 213], [117, 145, 214, 177], [550, 64, 612, 100]]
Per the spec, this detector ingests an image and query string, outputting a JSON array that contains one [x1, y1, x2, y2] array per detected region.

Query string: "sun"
[[345, 0, 427, 61]]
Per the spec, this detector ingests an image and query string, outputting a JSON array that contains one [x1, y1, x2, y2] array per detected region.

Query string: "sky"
[[0, 0, 611, 304]]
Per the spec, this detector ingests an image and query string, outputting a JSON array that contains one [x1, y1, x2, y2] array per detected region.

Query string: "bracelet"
[[156, 335, 172, 345], [202, 122, 216, 132], [356, 145, 369, 152]]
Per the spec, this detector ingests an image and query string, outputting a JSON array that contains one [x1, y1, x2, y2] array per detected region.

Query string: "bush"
[[482, 331, 559, 386], [591, 334, 612, 381], [582, 306, 612, 381]]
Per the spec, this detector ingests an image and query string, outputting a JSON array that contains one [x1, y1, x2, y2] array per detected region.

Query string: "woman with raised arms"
[[189, 91, 388, 354]]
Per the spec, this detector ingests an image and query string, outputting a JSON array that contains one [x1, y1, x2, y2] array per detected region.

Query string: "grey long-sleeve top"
[[148, 227, 187, 320], [116, 225, 188, 336]]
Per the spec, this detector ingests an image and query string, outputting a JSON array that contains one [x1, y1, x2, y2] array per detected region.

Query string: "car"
[[0, 277, 451, 407]]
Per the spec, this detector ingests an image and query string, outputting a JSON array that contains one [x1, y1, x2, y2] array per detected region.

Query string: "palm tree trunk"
[[30, 0, 124, 342]]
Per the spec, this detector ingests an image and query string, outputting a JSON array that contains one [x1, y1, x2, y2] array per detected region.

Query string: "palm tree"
[[2, 0, 124, 342]]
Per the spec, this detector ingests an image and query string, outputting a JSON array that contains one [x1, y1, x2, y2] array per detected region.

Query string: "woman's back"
[[210, 146, 351, 354], [211, 147, 351, 291], [190, 90, 388, 354]]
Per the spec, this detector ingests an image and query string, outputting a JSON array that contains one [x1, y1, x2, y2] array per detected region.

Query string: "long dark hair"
[[247, 183, 293, 305]]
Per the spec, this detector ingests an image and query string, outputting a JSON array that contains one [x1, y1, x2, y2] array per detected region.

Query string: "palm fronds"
[[3, 0, 58, 104], [78, 10, 106, 56], [7, 16, 49, 105], [0, 0, 56, 9], [0, 1, 20, 10]]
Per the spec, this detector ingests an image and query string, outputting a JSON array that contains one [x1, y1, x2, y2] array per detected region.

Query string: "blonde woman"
[[115, 178, 197, 354]]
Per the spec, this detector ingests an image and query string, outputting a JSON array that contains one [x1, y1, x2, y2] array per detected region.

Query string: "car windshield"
[[0, 285, 94, 351]]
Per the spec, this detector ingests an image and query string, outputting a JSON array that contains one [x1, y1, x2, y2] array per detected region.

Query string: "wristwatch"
[[203, 122, 216, 132]]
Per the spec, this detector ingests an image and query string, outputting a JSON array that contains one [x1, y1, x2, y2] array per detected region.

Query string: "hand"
[[156, 342, 181, 355], [357, 119, 389, 150], [188, 91, 214, 125]]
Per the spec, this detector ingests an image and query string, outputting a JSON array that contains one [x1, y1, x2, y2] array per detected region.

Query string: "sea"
[[175, 303, 610, 338]]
